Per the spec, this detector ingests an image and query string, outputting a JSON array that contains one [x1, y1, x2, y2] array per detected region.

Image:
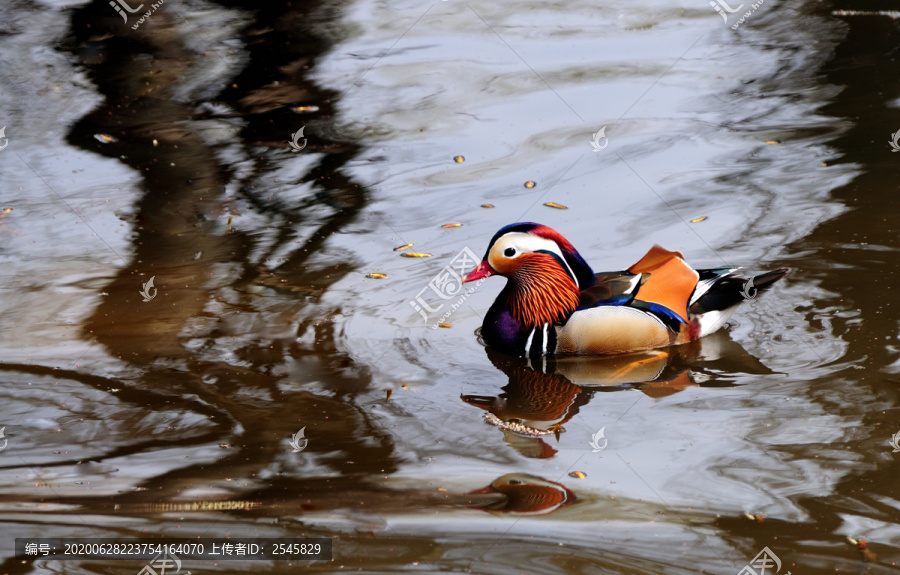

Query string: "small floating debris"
[[291, 105, 320, 113], [441, 223, 462, 228], [194, 251, 202, 260], [94, 133, 118, 144], [568, 471, 587, 479], [385, 389, 392, 402], [743, 512, 764, 522], [401, 252, 432, 258], [544, 202, 567, 210], [481, 203, 494, 208], [765, 140, 779, 144], [690, 216, 707, 223], [453, 155, 465, 163], [524, 180, 536, 189], [366, 272, 387, 279], [1, 208, 12, 214], [152, 139, 158, 147], [393, 243, 413, 251], [438, 323, 451, 328]]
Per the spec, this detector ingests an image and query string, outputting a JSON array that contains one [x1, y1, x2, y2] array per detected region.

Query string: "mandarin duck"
[[463, 223, 789, 357], [470, 473, 576, 515]]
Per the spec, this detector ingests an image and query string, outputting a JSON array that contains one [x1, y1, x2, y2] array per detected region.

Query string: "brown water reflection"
[[1, 0, 900, 573]]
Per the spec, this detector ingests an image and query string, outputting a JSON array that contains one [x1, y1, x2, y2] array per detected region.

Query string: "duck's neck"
[[503, 261, 581, 327]]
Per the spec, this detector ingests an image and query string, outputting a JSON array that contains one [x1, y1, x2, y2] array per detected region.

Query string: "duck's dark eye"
[[504, 247, 516, 257], [508, 479, 522, 485]]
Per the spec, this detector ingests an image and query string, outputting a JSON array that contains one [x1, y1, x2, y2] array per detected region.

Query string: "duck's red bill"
[[463, 261, 494, 283]]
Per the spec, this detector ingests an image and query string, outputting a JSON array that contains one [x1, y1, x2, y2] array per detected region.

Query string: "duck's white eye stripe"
[[496, 232, 581, 288]]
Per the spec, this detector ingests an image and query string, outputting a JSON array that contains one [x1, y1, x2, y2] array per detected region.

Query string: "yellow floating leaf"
[[94, 133, 118, 144], [481, 204, 494, 208], [765, 140, 779, 144], [453, 155, 465, 163], [393, 243, 413, 251], [401, 252, 433, 258], [544, 202, 567, 209], [437, 487, 447, 492], [441, 223, 462, 228], [366, 273, 387, 279], [568, 471, 587, 479], [524, 180, 536, 188], [438, 323, 451, 328], [2, 208, 12, 213], [690, 216, 707, 223]]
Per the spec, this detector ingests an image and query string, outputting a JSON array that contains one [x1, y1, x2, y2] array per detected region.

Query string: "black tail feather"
[[690, 268, 790, 315]]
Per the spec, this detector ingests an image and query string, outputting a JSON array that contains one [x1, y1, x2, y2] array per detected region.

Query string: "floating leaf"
[[2, 208, 11, 214], [94, 133, 118, 144], [568, 471, 587, 479], [544, 202, 567, 209], [367, 273, 387, 279], [524, 180, 536, 188], [393, 243, 413, 251], [441, 223, 462, 228], [690, 216, 707, 223], [481, 204, 494, 208], [401, 252, 433, 258], [438, 323, 451, 328], [453, 155, 465, 163], [765, 140, 779, 144]]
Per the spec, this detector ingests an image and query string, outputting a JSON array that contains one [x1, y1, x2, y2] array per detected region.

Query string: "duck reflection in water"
[[462, 330, 774, 458]]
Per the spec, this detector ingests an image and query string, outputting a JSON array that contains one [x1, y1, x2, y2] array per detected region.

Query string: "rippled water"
[[1, 0, 899, 573]]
